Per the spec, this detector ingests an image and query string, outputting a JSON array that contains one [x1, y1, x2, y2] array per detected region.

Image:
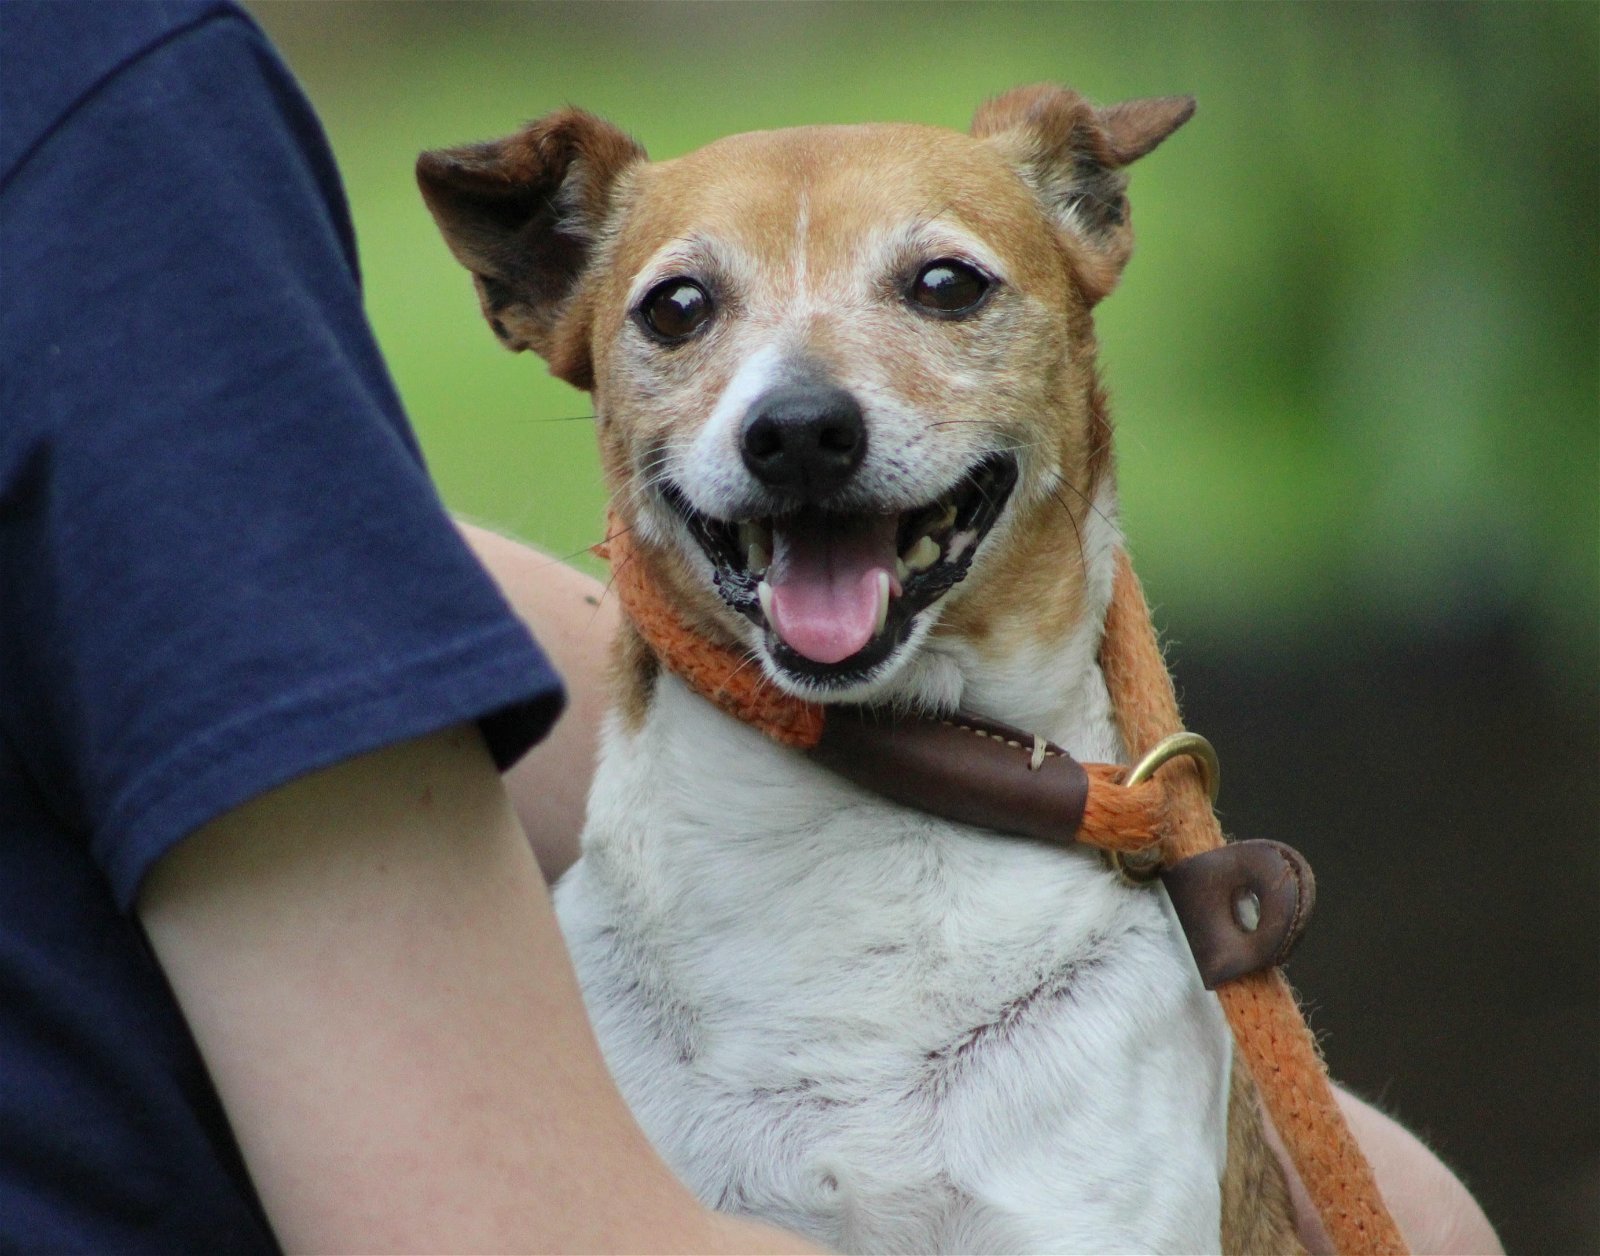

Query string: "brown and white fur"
[[420, 86, 1299, 1253]]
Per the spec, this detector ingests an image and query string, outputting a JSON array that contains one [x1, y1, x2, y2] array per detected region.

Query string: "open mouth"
[[662, 453, 1019, 686]]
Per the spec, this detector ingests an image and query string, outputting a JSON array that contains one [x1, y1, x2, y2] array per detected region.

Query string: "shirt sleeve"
[[0, 9, 565, 910]]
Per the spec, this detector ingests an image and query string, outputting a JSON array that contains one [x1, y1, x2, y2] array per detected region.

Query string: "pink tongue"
[[767, 513, 900, 665]]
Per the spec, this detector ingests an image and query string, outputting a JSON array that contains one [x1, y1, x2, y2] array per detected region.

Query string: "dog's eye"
[[639, 279, 713, 342], [908, 260, 991, 316]]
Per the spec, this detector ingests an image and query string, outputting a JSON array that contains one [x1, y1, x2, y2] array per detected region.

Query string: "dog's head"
[[419, 87, 1191, 709]]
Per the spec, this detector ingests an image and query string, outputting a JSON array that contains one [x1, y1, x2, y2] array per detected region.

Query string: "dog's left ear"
[[417, 109, 646, 388], [973, 85, 1194, 302]]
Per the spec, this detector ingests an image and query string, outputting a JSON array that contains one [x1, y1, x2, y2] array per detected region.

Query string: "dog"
[[419, 85, 1301, 1253]]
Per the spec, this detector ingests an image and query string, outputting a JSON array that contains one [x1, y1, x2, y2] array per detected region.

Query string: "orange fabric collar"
[[597, 512, 825, 749]]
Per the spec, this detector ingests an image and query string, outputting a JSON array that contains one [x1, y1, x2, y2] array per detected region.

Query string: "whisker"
[[594, 547, 638, 611], [1049, 486, 1088, 571], [1054, 468, 1115, 530], [718, 645, 767, 691]]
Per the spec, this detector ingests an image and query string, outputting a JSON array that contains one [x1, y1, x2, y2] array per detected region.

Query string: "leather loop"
[[1160, 840, 1316, 989], [810, 708, 1090, 846]]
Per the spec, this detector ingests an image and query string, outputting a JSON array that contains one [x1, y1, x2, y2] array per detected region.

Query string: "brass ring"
[[1111, 732, 1221, 883], [1124, 731, 1220, 802]]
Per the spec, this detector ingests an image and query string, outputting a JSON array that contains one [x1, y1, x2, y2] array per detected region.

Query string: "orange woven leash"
[[1102, 549, 1406, 1255], [600, 517, 1405, 1254]]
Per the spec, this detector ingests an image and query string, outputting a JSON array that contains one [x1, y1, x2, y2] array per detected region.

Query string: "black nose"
[[740, 384, 867, 497]]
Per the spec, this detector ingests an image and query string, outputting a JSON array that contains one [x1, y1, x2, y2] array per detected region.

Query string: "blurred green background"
[[250, 3, 1598, 1251], [249, 0, 1597, 687]]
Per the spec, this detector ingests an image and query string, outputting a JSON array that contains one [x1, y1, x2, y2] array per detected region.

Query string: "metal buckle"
[[1111, 732, 1221, 883]]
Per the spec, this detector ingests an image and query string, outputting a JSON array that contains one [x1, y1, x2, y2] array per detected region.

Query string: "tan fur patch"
[[932, 308, 1110, 667], [1221, 1048, 1306, 1255], [608, 619, 658, 733]]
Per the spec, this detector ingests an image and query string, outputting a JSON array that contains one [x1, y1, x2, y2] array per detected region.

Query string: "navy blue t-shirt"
[[0, 2, 564, 1249]]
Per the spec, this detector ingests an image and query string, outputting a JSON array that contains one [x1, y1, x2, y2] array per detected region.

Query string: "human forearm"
[[458, 520, 616, 883], [138, 725, 818, 1253]]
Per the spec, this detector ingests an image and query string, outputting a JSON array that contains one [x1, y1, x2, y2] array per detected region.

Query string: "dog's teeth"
[[903, 535, 941, 573], [937, 501, 958, 531], [757, 579, 774, 623], [873, 570, 891, 635], [945, 529, 977, 563], [738, 521, 773, 553], [895, 557, 909, 583], [740, 520, 771, 574]]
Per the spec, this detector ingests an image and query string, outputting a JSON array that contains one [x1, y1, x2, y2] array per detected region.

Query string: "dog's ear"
[[972, 85, 1193, 302], [417, 109, 646, 388]]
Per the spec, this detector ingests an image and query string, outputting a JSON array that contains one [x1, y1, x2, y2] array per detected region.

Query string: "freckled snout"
[[740, 383, 867, 501]]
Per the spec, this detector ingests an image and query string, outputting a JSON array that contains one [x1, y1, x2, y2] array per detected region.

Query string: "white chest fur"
[[555, 675, 1231, 1253]]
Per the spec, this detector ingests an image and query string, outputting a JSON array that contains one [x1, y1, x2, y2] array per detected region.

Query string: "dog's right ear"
[[417, 109, 646, 388]]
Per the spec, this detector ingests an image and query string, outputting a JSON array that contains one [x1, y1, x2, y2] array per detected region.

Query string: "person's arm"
[[457, 521, 617, 883], [138, 724, 817, 1254], [462, 526, 1503, 1255]]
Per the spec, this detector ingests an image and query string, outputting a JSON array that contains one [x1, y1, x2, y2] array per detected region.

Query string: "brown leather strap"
[[807, 708, 1313, 985], [810, 708, 1090, 846], [1161, 841, 1315, 989]]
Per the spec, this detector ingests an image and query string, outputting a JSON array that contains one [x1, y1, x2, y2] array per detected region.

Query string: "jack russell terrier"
[[419, 85, 1306, 1253]]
